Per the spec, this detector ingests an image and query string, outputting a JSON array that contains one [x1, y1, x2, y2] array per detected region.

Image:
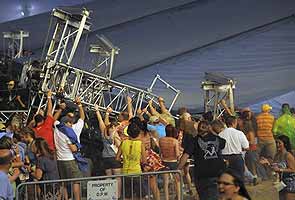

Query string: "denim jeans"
[[195, 177, 218, 200], [223, 154, 245, 181]]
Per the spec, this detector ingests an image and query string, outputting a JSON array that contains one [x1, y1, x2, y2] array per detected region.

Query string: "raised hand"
[[158, 96, 164, 102], [75, 96, 82, 105], [142, 107, 148, 113], [137, 108, 143, 115], [94, 104, 99, 111], [148, 99, 153, 106], [127, 96, 132, 104], [47, 90, 52, 98]]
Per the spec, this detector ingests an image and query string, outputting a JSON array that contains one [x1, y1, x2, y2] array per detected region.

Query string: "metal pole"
[[67, 9, 89, 65]]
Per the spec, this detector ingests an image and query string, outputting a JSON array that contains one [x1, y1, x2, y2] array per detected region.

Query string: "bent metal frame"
[[27, 8, 180, 119], [202, 72, 236, 119]]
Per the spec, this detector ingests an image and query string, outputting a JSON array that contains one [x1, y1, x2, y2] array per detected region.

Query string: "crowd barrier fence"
[[16, 170, 183, 200]]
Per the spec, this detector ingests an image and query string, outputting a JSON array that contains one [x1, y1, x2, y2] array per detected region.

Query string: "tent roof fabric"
[[0, 0, 295, 112], [117, 17, 295, 111]]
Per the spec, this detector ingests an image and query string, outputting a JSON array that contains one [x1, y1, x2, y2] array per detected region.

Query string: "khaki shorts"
[[57, 160, 83, 179]]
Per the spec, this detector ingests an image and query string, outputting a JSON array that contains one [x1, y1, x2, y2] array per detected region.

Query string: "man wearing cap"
[[256, 104, 276, 159], [148, 97, 176, 127], [147, 115, 166, 138], [54, 97, 85, 200], [0, 149, 14, 200]]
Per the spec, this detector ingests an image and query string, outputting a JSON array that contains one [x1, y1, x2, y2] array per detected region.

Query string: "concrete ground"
[[181, 180, 279, 200], [246, 180, 279, 200]]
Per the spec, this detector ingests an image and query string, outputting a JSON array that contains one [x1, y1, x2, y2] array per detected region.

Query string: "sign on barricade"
[[87, 179, 118, 200], [16, 170, 183, 200]]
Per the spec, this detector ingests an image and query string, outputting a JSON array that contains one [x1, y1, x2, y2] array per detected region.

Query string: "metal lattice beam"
[[89, 35, 120, 79], [202, 72, 236, 119], [27, 7, 180, 119]]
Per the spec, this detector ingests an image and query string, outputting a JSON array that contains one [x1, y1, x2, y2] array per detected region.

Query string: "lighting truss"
[[202, 72, 236, 119], [35, 62, 179, 116], [148, 74, 180, 112], [89, 35, 120, 79], [44, 8, 91, 66], [27, 7, 180, 119], [2, 30, 29, 59]]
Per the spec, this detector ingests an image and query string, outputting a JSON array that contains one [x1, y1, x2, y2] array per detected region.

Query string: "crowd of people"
[[0, 89, 295, 200]]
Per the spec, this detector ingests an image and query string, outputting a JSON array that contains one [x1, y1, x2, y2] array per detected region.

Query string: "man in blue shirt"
[[0, 149, 14, 200], [147, 116, 166, 138]]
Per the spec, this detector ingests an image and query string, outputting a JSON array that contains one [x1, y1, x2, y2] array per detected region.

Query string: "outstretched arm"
[[94, 104, 106, 134], [220, 99, 234, 116], [127, 96, 133, 119], [158, 97, 169, 114], [136, 108, 145, 121], [75, 97, 85, 120], [148, 100, 159, 116], [104, 107, 112, 126], [46, 90, 53, 117]]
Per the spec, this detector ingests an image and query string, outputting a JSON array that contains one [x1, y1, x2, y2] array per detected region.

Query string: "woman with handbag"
[[260, 135, 295, 200], [94, 105, 122, 198]]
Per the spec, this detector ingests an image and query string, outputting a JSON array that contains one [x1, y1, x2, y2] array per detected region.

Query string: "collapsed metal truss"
[[27, 8, 180, 118], [44, 8, 91, 66], [202, 72, 236, 119], [3, 30, 29, 59], [35, 62, 179, 116]]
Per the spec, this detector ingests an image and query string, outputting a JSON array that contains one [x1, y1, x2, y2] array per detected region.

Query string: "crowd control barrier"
[[16, 170, 183, 200]]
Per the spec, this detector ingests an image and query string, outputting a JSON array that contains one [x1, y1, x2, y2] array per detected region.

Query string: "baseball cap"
[[0, 123, 6, 132], [7, 80, 15, 85], [149, 116, 159, 123], [262, 104, 272, 112]]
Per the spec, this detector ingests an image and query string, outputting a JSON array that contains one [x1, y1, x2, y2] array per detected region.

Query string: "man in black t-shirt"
[[178, 120, 226, 200], [3, 80, 26, 110]]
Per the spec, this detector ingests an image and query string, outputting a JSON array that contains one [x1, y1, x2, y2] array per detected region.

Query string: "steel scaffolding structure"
[[202, 72, 236, 119], [27, 7, 180, 118], [89, 35, 120, 79]]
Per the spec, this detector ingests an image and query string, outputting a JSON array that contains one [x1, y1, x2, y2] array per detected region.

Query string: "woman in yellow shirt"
[[116, 122, 146, 199]]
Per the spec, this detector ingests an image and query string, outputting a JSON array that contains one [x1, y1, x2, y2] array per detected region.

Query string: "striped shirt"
[[256, 112, 275, 140]]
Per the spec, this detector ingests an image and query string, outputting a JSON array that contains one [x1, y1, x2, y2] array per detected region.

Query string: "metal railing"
[[16, 170, 183, 200]]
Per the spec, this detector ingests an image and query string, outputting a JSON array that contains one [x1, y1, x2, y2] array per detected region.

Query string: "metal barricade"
[[16, 170, 183, 200]]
